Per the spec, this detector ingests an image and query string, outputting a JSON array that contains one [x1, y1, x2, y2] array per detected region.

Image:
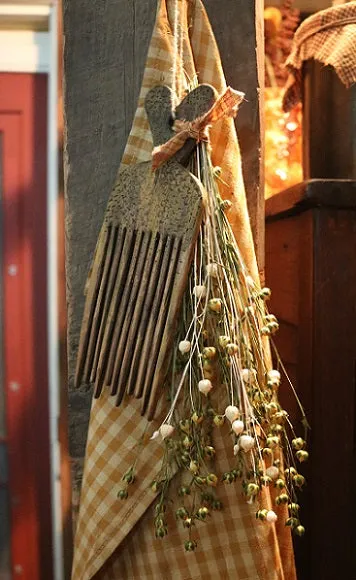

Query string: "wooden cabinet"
[[266, 179, 356, 580]]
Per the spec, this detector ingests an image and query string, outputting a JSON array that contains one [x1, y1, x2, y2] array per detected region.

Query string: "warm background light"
[[265, 87, 302, 198]]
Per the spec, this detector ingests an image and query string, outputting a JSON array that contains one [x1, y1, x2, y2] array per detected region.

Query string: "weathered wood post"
[[63, 0, 264, 526]]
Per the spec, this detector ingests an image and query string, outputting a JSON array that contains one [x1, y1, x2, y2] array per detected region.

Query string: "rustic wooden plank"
[[57, 2, 74, 575], [303, 61, 356, 181], [266, 189, 356, 580], [266, 180, 356, 220], [204, 0, 265, 270], [310, 208, 356, 580], [64, 0, 156, 393]]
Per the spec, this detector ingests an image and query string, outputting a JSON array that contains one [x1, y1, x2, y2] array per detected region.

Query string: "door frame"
[[0, 4, 63, 580]]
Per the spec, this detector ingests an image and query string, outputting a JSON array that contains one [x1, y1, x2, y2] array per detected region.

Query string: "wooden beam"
[[204, 0, 265, 271]]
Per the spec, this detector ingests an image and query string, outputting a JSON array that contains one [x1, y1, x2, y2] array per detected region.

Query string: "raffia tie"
[[174, 119, 210, 143], [152, 86, 245, 170]]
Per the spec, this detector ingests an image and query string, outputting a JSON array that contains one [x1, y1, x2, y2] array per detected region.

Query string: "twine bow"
[[152, 86, 245, 170]]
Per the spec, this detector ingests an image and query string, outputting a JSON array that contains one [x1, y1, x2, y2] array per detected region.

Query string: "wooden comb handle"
[[145, 84, 216, 165]]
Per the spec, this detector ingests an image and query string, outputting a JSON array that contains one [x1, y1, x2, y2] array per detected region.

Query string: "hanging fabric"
[[71, 1, 297, 579]]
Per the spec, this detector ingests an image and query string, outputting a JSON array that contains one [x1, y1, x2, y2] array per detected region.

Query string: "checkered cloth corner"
[[71, 1, 296, 579], [283, 2, 356, 111]]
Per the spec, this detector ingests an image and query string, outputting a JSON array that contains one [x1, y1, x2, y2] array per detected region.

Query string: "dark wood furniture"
[[303, 61, 356, 180], [266, 179, 356, 580]]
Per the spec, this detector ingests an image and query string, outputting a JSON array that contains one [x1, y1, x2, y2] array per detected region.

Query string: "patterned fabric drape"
[[72, 2, 296, 578]]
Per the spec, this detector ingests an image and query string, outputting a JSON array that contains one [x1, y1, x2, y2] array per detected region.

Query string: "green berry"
[[203, 347, 217, 359], [294, 525, 305, 537], [176, 507, 188, 520], [155, 527, 167, 538], [267, 436, 279, 449], [246, 483, 260, 497], [285, 467, 297, 477], [296, 450, 309, 463], [205, 446, 216, 458], [213, 415, 225, 427], [292, 437, 305, 450], [183, 517, 193, 528], [197, 507, 209, 520], [184, 540, 197, 552], [117, 489, 128, 500], [260, 287, 272, 300], [207, 473, 218, 487], [293, 474, 305, 488], [192, 412, 203, 424], [150, 481, 158, 493], [275, 493, 289, 505], [288, 503, 300, 515], [256, 509, 268, 521], [218, 335, 231, 348], [123, 472, 135, 484]]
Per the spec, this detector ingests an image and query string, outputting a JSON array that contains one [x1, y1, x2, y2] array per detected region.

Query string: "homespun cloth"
[[71, 1, 296, 579], [283, 2, 356, 111]]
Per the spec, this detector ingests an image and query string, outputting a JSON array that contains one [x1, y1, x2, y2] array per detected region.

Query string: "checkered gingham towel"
[[283, 2, 356, 111], [71, 1, 296, 579]]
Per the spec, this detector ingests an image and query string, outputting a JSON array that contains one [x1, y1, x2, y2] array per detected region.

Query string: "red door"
[[0, 73, 52, 580]]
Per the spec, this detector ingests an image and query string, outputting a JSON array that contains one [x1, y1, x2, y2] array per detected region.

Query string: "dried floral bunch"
[[118, 144, 309, 552]]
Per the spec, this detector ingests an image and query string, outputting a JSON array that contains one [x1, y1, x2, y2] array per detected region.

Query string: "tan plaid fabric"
[[283, 2, 356, 111], [72, 1, 296, 579]]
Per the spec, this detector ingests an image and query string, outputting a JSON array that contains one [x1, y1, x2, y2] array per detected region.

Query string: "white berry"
[[198, 379, 213, 395], [178, 340, 191, 354], [225, 405, 240, 422]]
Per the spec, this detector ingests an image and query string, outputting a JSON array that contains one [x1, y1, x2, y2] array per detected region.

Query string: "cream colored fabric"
[[72, 2, 296, 578]]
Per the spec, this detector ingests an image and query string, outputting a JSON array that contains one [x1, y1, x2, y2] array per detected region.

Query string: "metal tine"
[[75, 226, 111, 387], [110, 230, 153, 403], [89, 225, 124, 383], [142, 237, 182, 417], [124, 234, 167, 399], [83, 226, 119, 383], [94, 228, 136, 398], [104, 229, 146, 396], [133, 235, 175, 400]]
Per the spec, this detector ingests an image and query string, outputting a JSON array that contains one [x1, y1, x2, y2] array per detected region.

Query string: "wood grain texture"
[[265, 0, 329, 10], [64, 0, 157, 396], [309, 208, 356, 580], [303, 61, 356, 181], [57, 2, 74, 576], [266, 183, 356, 580], [74, 84, 216, 418], [204, 0, 265, 269], [266, 179, 356, 220]]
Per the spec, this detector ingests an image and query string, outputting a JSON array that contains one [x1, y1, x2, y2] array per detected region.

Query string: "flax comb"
[[75, 84, 216, 419]]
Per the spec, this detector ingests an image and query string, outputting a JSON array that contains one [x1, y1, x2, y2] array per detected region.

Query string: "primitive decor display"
[[72, 1, 307, 578]]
